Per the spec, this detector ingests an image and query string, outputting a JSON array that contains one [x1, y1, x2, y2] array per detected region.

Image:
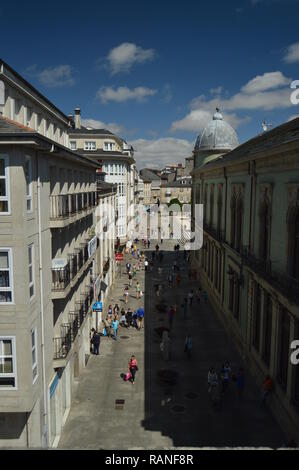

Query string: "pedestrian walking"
[[124, 286, 129, 303], [147, 240, 150, 249], [126, 262, 131, 275], [220, 361, 232, 393], [132, 264, 137, 279], [90, 328, 97, 353], [136, 282, 141, 299], [128, 271, 133, 286], [107, 304, 113, 318], [113, 304, 120, 317], [120, 309, 127, 327], [184, 334, 192, 358], [93, 330, 101, 355], [128, 355, 138, 384], [137, 307, 144, 330], [112, 318, 119, 340], [126, 308, 133, 327]]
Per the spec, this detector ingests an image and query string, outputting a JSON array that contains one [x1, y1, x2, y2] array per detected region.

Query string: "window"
[[0, 337, 17, 389], [0, 155, 10, 214], [28, 244, 35, 299], [25, 156, 32, 212], [31, 328, 38, 383], [0, 249, 13, 303], [84, 141, 96, 151], [70, 141, 77, 150], [104, 142, 115, 151]]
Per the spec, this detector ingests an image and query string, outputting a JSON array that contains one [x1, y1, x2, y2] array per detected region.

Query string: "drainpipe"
[[36, 150, 48, 448]]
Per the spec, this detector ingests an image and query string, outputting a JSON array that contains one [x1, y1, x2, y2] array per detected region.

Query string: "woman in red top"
[[128, 355, 138, 385]]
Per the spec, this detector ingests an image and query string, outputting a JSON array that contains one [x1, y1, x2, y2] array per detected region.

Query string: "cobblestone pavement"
[[58, 241, 285, 449]]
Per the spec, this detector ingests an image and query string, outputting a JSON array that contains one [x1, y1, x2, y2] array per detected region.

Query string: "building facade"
[[68, 109, 136, 243], [191, 111, 299, 443], [0, 60, 115, 448]]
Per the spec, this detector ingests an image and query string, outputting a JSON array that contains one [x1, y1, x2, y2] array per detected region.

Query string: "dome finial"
[[213, 108, 223, 120]]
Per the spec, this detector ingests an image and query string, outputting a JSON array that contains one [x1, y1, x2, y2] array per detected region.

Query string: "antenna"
[[262, 120, 273, 132]]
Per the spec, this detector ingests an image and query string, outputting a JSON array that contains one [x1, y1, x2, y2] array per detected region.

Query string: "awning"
[[52, 258, 68, 270]]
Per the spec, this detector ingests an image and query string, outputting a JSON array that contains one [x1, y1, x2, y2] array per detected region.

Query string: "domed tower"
[[193, 109, 239, 168]]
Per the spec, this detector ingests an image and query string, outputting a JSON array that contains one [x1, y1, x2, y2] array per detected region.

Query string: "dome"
[[196, 110, 239, 151]]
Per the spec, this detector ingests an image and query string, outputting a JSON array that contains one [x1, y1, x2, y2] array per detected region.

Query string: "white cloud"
[[106, 42, 156, 74], [130, 137, 194, 169], [283, 42, 299, 64], [35, 65, 75, 87], [96, 86, 157, 103], [171, 110, 212, 132], [81, 118, 126, 135], [171, 71, 293, 133], [241, 71, 290, 93]]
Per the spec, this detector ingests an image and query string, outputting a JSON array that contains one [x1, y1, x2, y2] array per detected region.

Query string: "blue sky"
[[2, 0, 299, 168]]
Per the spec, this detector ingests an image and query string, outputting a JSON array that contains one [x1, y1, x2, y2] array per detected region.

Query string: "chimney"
[[74, 107, 81, 129]]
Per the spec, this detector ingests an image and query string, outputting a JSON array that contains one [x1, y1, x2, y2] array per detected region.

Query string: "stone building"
[[191, 110, 299, 443], [0, 60, 115, 447], [68, 110, 137, 243]]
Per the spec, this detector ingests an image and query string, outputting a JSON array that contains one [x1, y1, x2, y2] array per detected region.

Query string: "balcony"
[[53, 323, 72, 362], [52, 242, 96, 300], [52, 261, 70, 291], [50, 191, 97, 228], [242, 249, 299, 305]]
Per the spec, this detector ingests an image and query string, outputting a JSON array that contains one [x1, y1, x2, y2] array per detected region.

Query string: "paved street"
[[59, 241, 285, 449]]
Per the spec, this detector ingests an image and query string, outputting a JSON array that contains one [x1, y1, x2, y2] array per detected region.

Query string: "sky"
[[1, 0, 299, 169]]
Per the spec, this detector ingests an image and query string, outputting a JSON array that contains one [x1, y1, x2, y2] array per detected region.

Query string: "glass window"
[[28, 244, 34, 299], [25, 156, 32, 212], [104, 142, 115, 151], [70, 141, 77, 150], [0, 249, 13, 303], [0, 337, 16, 388], [0, 156, 10, 214], [31, 328, 38, 383], [84, 141, 96, 151]]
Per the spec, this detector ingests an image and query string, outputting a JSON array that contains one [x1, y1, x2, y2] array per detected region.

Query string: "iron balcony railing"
[[52, 262, 71, 291], [53, 323, 72, 360], [50, 191, 97, 220], [242, 248, 299, 304], [68, 312, 79, 342]]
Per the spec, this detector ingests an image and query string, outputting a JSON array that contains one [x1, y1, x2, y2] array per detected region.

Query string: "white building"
[[68, 109, 136, 244]]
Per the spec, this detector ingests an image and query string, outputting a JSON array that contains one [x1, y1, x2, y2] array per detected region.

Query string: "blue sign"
[[92, 301, 103, 312]]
